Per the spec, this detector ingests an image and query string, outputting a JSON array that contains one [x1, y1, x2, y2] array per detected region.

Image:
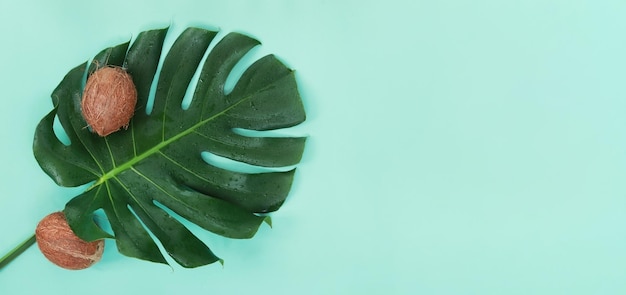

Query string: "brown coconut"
[[35, 211, 105, 270], [81, 66, 137, 136]]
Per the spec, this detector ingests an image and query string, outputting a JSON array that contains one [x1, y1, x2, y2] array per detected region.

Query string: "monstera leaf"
[[33, 27, 306, 267]]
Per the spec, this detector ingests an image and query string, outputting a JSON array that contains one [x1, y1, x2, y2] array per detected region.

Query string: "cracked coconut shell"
[[35, 212, 105, 270], [81, 66, 137, 136]]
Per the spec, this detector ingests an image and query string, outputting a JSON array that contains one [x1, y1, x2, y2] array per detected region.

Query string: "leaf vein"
[[158, 151, 212, 185], [130, 166, 187, 208], [75, 128, 106, 175], [104, 137, 116, 167], [131, 120, 137, 157], [112, 173, 151, 219], [192, 130, 210, 139]]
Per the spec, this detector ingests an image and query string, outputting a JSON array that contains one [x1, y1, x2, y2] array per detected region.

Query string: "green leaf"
[[33, 27, 307, 268]]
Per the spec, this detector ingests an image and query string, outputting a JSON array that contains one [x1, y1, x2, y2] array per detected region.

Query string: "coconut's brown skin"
[[35, 211, 104, 270], [81, 66, 137, 136]]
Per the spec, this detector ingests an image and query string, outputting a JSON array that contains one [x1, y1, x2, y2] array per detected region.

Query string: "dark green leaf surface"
[[33, 27, 306, 268]]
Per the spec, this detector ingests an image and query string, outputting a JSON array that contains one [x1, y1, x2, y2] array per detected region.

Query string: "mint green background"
[[1, 0, 625, 294]]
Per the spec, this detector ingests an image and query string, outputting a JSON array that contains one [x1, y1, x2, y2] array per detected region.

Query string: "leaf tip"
[[263, 216, 273, 228]]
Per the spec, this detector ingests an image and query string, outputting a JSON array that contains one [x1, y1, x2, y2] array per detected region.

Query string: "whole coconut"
[[81, 66, 137, 136], [35, 211, 105, 270]]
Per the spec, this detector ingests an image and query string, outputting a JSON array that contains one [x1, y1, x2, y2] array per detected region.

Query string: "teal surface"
[[1, 0, 625, 294]]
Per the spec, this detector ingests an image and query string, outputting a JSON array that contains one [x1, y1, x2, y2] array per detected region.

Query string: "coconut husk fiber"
[[81, 66, 137, 136], [35, 212, 105, 270]]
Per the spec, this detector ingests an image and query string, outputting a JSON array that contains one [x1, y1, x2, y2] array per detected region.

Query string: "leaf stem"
[[0, 234, 36, 270]]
